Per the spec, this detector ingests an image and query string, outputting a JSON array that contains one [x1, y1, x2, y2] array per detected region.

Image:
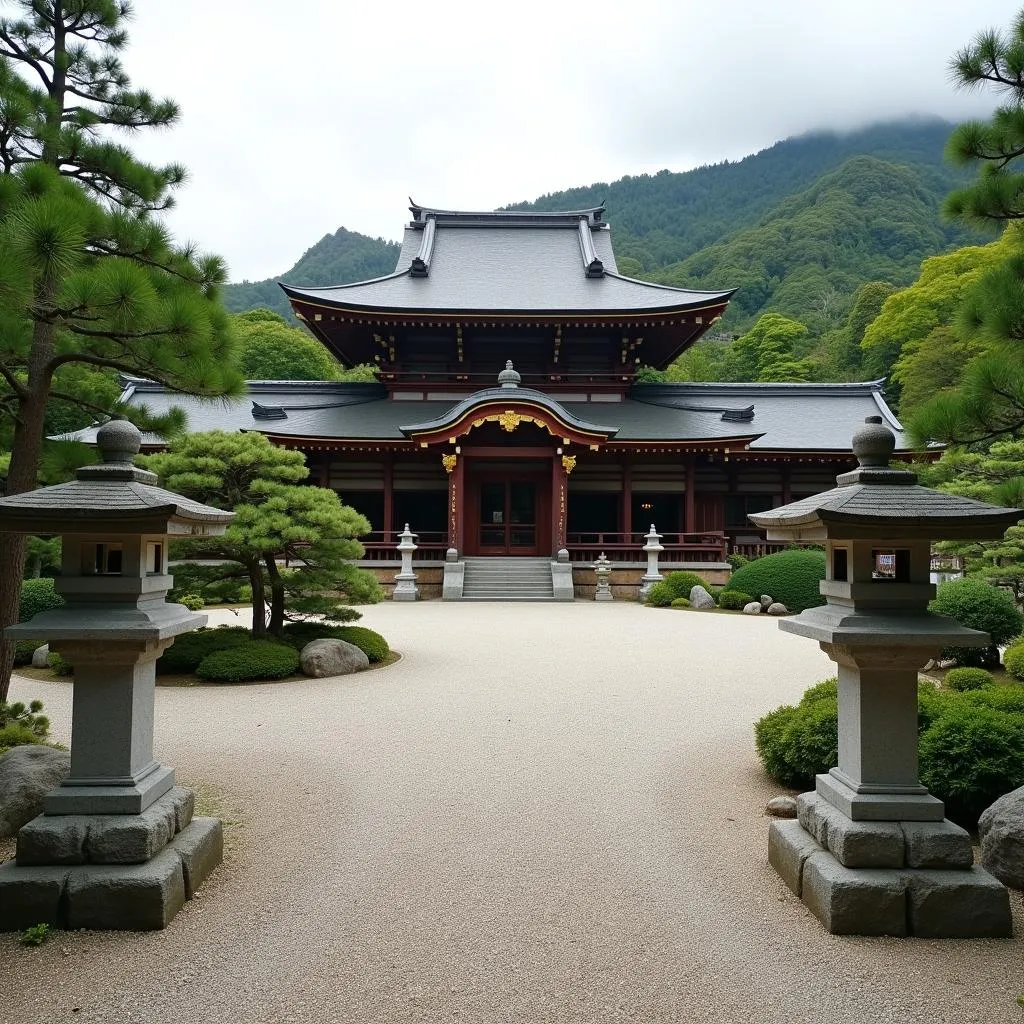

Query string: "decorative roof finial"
[[497, 359, 521, 389], [95, 419, 142, 464], [852, 415, 895, 469]]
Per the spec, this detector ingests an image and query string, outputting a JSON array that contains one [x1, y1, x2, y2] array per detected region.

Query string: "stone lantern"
[[0, 419, 233, 931], [393, 523, 419, 601], [593, 552, 613, 601], [638, 524, 663, 600], [749, 415, 1020, 938]]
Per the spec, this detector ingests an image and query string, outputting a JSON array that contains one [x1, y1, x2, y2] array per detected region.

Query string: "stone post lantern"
[[638, 524, 663, 600], [393, 523, 419, 601], [593, 552, 613, 601], [0, 420, 234, 932], [749, 415, 1020, 938]]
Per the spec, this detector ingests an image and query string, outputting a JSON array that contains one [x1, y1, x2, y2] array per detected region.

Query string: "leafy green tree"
[[233, 309, 344, 381], [722, 313, 812, 382], [142, 431, 381, 638]]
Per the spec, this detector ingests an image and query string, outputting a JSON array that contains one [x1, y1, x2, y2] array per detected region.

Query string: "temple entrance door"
[[477, 480, 540, 555]]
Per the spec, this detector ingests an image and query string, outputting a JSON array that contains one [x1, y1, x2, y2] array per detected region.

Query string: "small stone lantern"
[[593, 552, 613, 601], [750, 416, 1020, 938], [638, 524, 663, 600], [0, 420, 233, 932], [393, 523, 419, 601]]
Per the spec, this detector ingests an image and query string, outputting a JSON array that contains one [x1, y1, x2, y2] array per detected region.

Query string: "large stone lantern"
[[0, 420, 233, 931], [749, 416, 1020, 938]]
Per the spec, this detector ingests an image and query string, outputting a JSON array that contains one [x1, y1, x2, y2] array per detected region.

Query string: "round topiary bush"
[[195, 640, 300, 683], [19, 577, 63, 622], [13, 639, 42, 666], [1003, 643, 1024, 682], [644, 581, 673, 607], [661, 571, 707, 601], [178, 594, 205, 611], [753, 683, 839, 790], [48, 651, 73, 676], [727, 549, 826, 614], [157, 627, 251, 675], [944, 667, 995, 692], [670, 597, 690, 608], [929, 577, 1024, 668], [280, 622, 390, 663], [717, 590, 752, 611]]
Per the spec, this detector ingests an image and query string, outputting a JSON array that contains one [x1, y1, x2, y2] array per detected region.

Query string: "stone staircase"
[[460, 556, 555, 601]]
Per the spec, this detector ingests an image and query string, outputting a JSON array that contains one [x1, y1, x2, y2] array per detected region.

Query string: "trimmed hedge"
[[661, 571, 708, 601], [157, 627, 250, 675], [178, 594, 205, 611], [1003, 643, 1024, 682], [13, 639, 41, 667], [670, 597, 690, 608], [929, 577, 1024, 668], [944, 667, 994, 692], [755, 677, 1024, 827], [644, 581, 674, 607], [728, 549, 826, 614], [19, 578, 63, 622], [196, 640, 300, 683], [280, 622, 390, 663], [717, 590, 752, 611]]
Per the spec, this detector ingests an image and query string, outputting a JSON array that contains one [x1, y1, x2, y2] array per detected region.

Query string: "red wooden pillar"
[[382, 455, 394, 544], [447, 452, 465, 553], [552, 453, 568, 553], [684, 455, 696, 534], [622, 461, 633, 540]]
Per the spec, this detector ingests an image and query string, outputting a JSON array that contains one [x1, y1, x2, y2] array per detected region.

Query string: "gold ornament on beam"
[[442, 453, 458, 474], [497, 409, 522, 433], [561, 455, 577, 475]]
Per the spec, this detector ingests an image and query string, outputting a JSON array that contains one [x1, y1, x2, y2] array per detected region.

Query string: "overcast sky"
[[113, 0, 1015, 282]]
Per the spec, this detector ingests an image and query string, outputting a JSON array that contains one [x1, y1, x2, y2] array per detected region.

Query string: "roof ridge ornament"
[[498, 359, 521, 389], [577, 217, 605, 278]]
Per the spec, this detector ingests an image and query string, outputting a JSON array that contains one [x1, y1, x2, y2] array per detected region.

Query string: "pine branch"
[[0, 361, 27, 398], [0, 26, 51, 88]]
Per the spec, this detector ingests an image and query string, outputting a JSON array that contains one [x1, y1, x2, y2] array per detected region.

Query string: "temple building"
[[105, 202, 911, 598]]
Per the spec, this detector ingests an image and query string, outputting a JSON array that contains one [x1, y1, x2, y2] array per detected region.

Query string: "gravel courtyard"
[[4, 601, 1023, 1024]]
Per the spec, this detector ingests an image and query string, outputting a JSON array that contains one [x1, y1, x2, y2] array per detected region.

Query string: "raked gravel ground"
[[3, 600, 1023, 1024]]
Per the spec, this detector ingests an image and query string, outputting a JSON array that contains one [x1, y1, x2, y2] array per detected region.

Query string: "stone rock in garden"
[[978, 785, 1024, 890], [767, 602, 789, 616], [743, 602, 762, 614], [766, 796, 798, 818], [760, 594, 773, 610], [689, 585, 715, 609], [300, 639, 369, 678], [30, 644, 49, 669], [0, 745, 70, 838]]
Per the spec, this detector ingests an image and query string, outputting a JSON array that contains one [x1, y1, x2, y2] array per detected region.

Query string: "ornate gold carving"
[[497, 409, 521, 433], [442, 453, 458, 474], [561, 455, 577, 475]]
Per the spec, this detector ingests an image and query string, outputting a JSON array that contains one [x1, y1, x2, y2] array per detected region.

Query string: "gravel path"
[[4, 601, 1023, 1024]]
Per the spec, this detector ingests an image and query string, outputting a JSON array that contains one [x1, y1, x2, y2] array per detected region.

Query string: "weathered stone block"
[[65, 848, 186, 930], [802, 852, 907, 936], [172, 817, 223, 898], [821, 807, 904, 868], [796, 791, 828, 845], [900, 819, 973, 869], [0, 745, 70, 838], [768, 819, 823, 896], [168, 786, 195, 833], [16, 814, 89, 865], [904, 867, 1012, 938], [978, 785, 1024, 890], [85, 797, 176, 864], [0, 862, 67, 930]]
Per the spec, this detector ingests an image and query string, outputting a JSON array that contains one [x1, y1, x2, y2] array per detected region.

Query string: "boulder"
[[300, 638, 369, 678], [979, 785, 1024, 890], [760, 594, 773, 610], [766, 796, 798, 818], [30, 644, 50, 669], [689, 585, 715, 609], [743, 602, 762, 614], [767, 602, 789, 616], [0, 745, 70, 838]]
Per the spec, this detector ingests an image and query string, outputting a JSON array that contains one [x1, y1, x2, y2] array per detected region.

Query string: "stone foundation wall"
[[364, 564, 444, 600]]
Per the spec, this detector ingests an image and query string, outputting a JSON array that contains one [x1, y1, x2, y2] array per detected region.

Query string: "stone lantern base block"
[[769, 818, 1012, 938], [44, 764, 175, 815], [392, 576, 419, 601], [815, 772, 945, 822], [594, 588, 613, 602]]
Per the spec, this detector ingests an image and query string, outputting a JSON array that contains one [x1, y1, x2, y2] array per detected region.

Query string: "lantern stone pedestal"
[[0, 421, 233, 931], [750, 416, 1019, 938]]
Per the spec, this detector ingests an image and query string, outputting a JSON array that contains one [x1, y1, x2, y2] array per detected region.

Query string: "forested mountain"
[[224, 227, 400, 320]]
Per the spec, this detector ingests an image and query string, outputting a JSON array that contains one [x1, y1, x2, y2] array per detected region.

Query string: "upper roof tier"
[[280, 203, 734, 370]]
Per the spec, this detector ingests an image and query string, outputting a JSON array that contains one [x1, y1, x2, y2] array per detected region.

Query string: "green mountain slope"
[[657, 155, 975, 329], [224, 227, 401, 320]]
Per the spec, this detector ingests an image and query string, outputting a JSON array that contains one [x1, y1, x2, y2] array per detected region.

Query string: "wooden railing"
[[729, 540, 789, 560], [360, 530, 449, 561], [566, 531, 727, 563]]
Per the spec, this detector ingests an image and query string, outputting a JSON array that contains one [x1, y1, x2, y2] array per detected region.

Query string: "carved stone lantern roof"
[[749, 416, 1022, 542], [0, 420, 233, 536]]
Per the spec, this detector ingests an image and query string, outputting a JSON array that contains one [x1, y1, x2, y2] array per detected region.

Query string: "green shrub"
[[18, 577, 63, 621], [156, 627, 250, 675], [726, 552, 749, 571], [13, 639, 41, 666], [48, 652, 73, 676], [1003, 643, 1024, 682], [662, 571, 708, 601], [708, 586, 724, 602], [280, 622, 390, 663], [944, 667, 995, 692], [179, 594, 205, 611], [0, 699, 50, 755], [929, 577, 1024, 667], [728, 549, 826, 613], [717, 590, 753, 611], [644, 581, 673, 607], [19, 923, 51, 947], [919, 705, 1024, 826], [965, 685, 1024, 715], [753, 686, 838, 790], [196, 640, 300, 683], [238, 584, 253, 603], [670, 597, 690, 608]]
